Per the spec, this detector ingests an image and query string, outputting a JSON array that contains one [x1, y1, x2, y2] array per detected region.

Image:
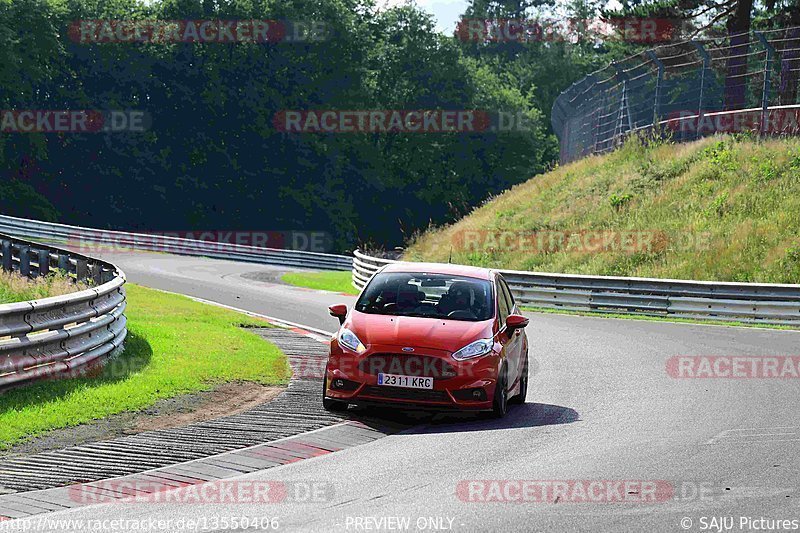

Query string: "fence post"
[[594, 82, 608, 155], [1, 240, 10, 272], [612, 64, 632, 146], [691, 41, 710, 139], [581, 77, 599, 158], [755, 31, 775, 135], [647, 50, 664, 129]]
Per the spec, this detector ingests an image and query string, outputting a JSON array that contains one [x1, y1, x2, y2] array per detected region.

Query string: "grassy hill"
[[405, 135, 800, 284]]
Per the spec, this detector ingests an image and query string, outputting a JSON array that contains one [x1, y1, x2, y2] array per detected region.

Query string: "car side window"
[[499, 278, 515, 313], [496, 278, 510, 322]]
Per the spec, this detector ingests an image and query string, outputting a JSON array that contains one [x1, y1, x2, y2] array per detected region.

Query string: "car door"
[[494, 275, 512, 384], [497, 275, 524, 391]]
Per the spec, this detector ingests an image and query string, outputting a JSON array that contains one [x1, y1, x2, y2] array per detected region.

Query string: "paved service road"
[[7, 252, 800, 532], [91, 251, 357, 332]]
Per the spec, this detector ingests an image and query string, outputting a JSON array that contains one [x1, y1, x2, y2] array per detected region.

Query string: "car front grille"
[[359, 385, 450, 403], [359, 354, 457, 378]]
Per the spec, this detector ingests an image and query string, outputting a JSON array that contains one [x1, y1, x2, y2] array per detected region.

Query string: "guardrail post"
[[647, 50, 665, 129], [1, 240, 10, 272], [691, 41, 711, 139], [755, 31, 775, 135], [38, 249, 50, 277], [76, 258, 88, 282], [100, 267, 114, 284], [91, 263, 103, 285], [58, 253, 70, 273], [19, 246, 30, 277]]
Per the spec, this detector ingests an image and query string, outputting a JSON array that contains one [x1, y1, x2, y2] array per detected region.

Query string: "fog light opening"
[[452, 387, 487, 402], [330, 378, 360, 391]]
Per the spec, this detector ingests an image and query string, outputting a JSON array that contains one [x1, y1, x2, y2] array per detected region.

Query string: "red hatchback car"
[[323, 263, 529, 418]]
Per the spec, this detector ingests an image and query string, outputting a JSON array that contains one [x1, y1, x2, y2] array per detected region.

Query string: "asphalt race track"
[[6, 251, 800, 532]]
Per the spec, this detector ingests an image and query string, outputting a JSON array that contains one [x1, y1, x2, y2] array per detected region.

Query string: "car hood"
[[347, 310, 494, 353]]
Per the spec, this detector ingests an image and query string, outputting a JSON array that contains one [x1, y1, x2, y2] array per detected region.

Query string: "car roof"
[[379, 261, 494, 280]]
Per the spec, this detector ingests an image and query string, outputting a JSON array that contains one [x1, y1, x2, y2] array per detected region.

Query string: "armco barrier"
[[0, 215, 353, 271], [352, 250, 800, 326], [0, 233, 127, 391]]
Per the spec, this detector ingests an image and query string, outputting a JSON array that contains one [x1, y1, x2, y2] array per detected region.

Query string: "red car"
[[323, 262, 529, 418]]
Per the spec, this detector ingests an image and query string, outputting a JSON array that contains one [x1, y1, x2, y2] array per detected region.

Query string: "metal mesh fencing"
[[552, 26, 800, 163]]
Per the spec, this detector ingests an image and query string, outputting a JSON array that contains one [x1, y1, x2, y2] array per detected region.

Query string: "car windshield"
[[355, 272, 494, 321]]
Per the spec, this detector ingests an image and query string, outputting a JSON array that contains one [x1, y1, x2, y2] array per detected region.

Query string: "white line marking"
[[187, 295, 335, 338], [136, 285, 335, 338]]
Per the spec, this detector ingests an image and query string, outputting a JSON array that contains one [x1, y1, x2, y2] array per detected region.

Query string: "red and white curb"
[[0, 420, 404, 521]]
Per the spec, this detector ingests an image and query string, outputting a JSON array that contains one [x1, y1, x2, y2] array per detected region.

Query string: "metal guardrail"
[[352, 250, 800, 326], [0, 215, 353, 271], [0, 233, 127, 391]]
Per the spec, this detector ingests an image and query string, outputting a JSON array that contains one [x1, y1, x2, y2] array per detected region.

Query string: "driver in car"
[[437, 281, 477, 318]]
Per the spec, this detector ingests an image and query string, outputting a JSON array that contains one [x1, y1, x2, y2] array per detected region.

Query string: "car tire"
[[509, 354, 528, 405], [491, 365, 508, 418], [322, 366, 348, 412]]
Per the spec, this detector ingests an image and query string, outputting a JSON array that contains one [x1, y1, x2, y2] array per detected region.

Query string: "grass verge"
[[0, 284, 291, 449], [406, 135, 800, 284], [0, 271, 87, 304], [281, 270, 359, 295]]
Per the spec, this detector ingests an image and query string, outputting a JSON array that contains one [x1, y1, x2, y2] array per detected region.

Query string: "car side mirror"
[[506, 314, 529, 331], [329, 304, 348, 325]]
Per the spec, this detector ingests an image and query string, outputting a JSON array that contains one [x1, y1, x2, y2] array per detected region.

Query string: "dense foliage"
[[0, 0, 555, 250], [1, 0, 791, 250]]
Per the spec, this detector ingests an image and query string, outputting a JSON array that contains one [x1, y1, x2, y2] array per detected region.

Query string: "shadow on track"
[[348, 402, 579, 434]]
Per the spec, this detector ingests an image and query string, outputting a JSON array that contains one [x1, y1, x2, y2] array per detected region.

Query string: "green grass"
[[406, 135, 800, 284], [281, 270, 359, 295], [0, 271, 87, 304], [0, 284, 291, 449]]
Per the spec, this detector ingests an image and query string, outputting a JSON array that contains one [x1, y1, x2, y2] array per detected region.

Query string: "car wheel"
[[322, 366, 348, 412], [491, 365, 508, 418], [510, 354, 528, 405]]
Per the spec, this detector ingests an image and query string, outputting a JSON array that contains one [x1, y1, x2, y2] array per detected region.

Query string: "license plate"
[[377, 373, 434, 389]]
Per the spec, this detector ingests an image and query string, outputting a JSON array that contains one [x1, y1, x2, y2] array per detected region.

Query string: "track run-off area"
[[3, 251, 799, 533]]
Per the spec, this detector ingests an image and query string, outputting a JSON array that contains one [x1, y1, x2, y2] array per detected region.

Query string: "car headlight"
[[452, 338, 494, 361], [338, 328, 366, 354]]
